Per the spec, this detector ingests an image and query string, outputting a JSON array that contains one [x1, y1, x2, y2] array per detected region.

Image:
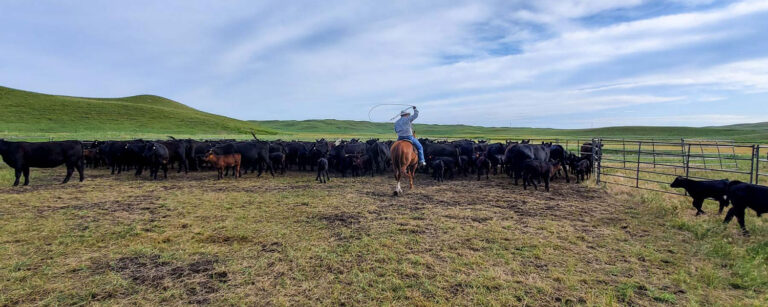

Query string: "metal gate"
[[593, 138, 763, 195]]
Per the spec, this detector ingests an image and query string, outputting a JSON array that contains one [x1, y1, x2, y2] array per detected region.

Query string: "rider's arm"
[[410, 107, 419, 122]]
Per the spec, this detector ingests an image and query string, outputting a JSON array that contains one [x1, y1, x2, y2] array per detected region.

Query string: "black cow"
[[453, 140, 476, 174], [422, 140, 461, 173], [432, 159, 445, 182], [159, 140, 188, 174], [316, 158, 330, 183], [522, 159, 551, 191], [284, 141, 309, 171], [574, 159, 591, 183], [723, 181, 768, 236], [476, 153, 491, 180], [431, 156, 457, 180], [581, 142, 602, 159], [484, 142, 506, 174], [97, 141, 129, 174], [213, 141, 274, 177], [123, 142, 149, 176], [504, 143, 550, 185], [366, 139, 390, 176], [270, 152, 286, 174], [142, 142, 170, 180], [188, 140, 216, 171], [669, 177, 730, 215], [0, 140, 84, 186]]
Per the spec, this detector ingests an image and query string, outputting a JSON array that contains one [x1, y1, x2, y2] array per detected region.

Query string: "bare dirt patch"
[[95, 254, 228, 305]]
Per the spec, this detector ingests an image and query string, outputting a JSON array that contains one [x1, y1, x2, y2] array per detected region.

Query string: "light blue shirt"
[[394, 108, 418, 137]]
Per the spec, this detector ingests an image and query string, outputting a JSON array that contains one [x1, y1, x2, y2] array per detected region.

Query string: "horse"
[[390, 140, 419, 196]]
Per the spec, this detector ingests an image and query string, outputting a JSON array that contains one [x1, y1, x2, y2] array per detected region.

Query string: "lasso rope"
[[368, 103, 417, 122]]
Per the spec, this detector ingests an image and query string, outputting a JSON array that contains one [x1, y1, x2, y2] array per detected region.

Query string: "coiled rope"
[[367, 103, 417, 122]]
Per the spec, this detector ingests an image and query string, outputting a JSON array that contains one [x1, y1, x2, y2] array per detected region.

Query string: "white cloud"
[[578, 58, 768, 93], [1, 0, 767, 128]]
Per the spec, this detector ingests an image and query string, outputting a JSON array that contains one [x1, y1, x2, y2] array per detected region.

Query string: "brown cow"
[[203, 151, 241, 180]]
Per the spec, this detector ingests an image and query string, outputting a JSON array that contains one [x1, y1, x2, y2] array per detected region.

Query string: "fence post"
[[750, 145, 756, 184], [652, 139, 656, 169], [685, 144, 691, 179], [756, 146, 761, 185], [636, 141, 642, 188], [593, 138, 601, 185], [622, 138, 627, 169], [680, 138, 686, 175]]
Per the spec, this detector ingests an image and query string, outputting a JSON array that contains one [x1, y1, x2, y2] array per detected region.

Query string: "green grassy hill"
[[1, 85, 766, 142], [254, 119, 768, 142], [715, 122, 768, 131], [0, 86, 274, 140]]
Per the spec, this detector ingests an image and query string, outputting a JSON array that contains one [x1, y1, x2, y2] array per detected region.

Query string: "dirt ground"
[[0, 166, 765, 305]]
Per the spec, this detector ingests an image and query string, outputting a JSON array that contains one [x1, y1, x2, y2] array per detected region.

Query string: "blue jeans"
[[398, 135, 425, 163]]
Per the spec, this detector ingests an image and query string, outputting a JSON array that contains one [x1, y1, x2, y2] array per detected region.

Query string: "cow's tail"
[[455, 148, 462, 168]]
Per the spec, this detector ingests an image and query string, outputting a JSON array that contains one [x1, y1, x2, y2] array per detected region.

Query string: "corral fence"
[[757, 145, 768, 186], [592, 138, 768, 196]]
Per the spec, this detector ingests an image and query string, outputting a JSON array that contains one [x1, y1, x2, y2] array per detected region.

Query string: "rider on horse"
[[395, 106, 426, 166]]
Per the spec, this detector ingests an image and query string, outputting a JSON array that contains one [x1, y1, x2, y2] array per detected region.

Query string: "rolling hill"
[[253, 119, 768, 142], [1, 85, 766, 142], [0, 86, 275, 139]]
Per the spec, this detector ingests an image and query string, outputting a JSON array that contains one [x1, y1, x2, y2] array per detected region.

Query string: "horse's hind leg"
[[408, 165, 415, 189]]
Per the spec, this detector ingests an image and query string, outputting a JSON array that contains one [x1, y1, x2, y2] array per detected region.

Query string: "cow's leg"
[[523, 173, 528, 190], [62, 165, 74, 184], [544, 175, 550, 192], [77, 159, 85, 182], [13, 168, 22, 186], [162, 164, 168, 179], [735, 207, 749, 236], [717, 197, 729, 214], [723, 207, 736, 224], [266, 160, 275, 177], [325, 170, 330, 183], [692, 198, 705, 216]]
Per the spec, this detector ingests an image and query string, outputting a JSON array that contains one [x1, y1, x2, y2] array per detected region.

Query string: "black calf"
[[316, 158, 330, 183], [522, 160, 551, 192], [432, 160, 445, 182], [723, 181, 768, 236], [476, 153, 490, 181], [669, 177, 729, 215]]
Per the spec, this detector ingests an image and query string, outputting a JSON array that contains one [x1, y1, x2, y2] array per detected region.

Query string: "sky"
[[1, 0, 767, 128]]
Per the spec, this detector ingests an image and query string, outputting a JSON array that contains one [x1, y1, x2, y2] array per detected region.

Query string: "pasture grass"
[[0, 163, 766, 305]]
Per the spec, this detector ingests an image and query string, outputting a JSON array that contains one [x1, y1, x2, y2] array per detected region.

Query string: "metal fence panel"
[[594, 138, 766, 196]]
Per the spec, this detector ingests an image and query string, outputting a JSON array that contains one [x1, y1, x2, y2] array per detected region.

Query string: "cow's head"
[[670, 176, 685, 188], [203, 150, 216, 162]]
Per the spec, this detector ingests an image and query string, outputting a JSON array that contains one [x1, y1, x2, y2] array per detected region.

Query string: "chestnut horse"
[[390, 140, 419, 196]]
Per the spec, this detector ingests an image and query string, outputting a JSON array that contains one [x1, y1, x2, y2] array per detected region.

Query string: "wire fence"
[[593, 138, 766, 196]]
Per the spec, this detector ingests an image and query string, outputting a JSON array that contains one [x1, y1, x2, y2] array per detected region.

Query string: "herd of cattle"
[[1, 137, 764, 236], [0, 137, 597, 188]]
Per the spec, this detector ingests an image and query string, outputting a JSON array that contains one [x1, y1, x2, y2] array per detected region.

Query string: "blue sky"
[[1, 0, 767, 128]]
